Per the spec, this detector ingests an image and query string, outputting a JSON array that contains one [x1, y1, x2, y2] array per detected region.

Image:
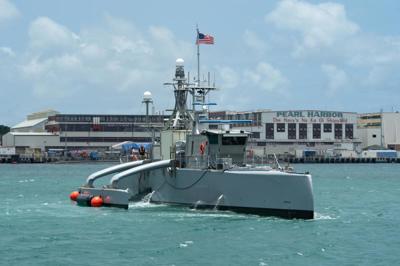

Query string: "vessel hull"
[[145, 168, 314, 219]]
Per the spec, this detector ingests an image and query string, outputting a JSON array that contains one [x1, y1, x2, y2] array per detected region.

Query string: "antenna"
[[163, 58, 194, 130], [213, 72, 216, 87]]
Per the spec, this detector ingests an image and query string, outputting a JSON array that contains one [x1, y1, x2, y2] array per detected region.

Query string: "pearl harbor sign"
[[270, 110, 352, 123], [277, 111, 343, 118]]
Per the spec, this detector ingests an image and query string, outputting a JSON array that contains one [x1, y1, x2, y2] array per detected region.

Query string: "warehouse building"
[[2, 111, 167, 153], [358, 112, 400, 151], [3, 109, 400, 161]]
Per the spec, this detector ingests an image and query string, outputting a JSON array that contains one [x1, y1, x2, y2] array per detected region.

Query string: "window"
[[334, 124, 343, 139], [323, 123, 332, 133], [299, 123, 307, 139], [251, 132, 260, 139], [345, 124, 353, 139], [222, 137, 247, 145], [277, 123, 285, 132], [288, 123, 296, 139], [60, 136, 152, 142], [372, 134, 377, 138], [313, 124, 321, 139], [208, 134, 219, 144], [265, 123, 274, 139]]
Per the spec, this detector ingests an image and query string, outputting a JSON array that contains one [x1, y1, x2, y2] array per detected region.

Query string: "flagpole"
[[196, 25, 200, 87]]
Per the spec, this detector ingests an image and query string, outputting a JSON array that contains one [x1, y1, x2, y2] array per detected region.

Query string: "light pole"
[[142, 91, 154, 158]]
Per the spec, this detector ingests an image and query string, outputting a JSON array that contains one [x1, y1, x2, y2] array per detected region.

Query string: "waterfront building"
[[210, 110, 361, 157], [10, 109, 58, 133], [2, 111, 167, 153], [3, 109, 400, 160], [358, 112, 400, 151], [45, 113, 166, 149]]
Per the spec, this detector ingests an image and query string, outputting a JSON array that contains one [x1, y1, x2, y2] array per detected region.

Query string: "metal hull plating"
[[139, 168, 314, 219]]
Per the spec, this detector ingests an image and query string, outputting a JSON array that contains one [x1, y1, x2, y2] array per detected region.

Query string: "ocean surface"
[[1, 163, 399, 266]]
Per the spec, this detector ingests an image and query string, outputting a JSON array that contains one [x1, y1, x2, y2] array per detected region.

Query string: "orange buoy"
[[70, 191, 80, 201], [90, 196, 103, 207]]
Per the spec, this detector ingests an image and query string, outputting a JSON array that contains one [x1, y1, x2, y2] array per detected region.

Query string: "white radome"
[[143, 91, 152, 101], [176, 58, 184, 66]]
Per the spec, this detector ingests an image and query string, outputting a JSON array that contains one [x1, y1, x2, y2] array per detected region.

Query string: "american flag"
[[196, 32, 214, 45]]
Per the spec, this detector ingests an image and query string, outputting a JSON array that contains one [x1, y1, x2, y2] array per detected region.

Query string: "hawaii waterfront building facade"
[[2, 110, 167, 153], [45, 113, 166, 149], [210, 110, 362, 157], [2, 109, 400, 159], [358, 112, 400, 151]]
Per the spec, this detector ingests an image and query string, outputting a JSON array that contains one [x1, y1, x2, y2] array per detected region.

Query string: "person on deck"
[[139, 145, 146, 159]]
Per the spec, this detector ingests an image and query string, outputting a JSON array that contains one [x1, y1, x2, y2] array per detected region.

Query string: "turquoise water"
[[1, 163, 400, 265]]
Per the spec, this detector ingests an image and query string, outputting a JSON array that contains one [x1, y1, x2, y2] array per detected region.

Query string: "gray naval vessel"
[[73, 58, 314, 219]]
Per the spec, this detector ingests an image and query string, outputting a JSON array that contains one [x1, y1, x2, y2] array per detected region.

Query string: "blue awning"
[[121, 142, 152, 152]]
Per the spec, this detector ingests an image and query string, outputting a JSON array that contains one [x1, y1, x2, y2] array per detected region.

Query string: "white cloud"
[[111, 35, 152, 55], [20, 15, 194, 106], [243, 30, 267, 53], [321, 64, 348, 95], [149, 26, 192, 61], [104, 14, 142, 36], [0, 0, 20, 22], [347, 35, 400, 67], [80, 43, 106, 60], [216, 66, 239, 89], [264, 0, 400, 102], [266, 0, 358, 55], [265, 0, 400, 69], [0, 46, 15, 57], [361, 65, 400, 89], [244, 62, 289, 93], [29, 17, 79, 51], [21, 54, 84, 97]]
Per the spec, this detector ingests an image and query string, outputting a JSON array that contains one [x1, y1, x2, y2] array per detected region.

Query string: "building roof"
[[27, 109, 59, 120], [12, 118, 48, 129], [7, 132, 56, 136]]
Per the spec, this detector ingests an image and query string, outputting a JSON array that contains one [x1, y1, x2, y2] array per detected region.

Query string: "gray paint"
[[92, 161, 314, 214]]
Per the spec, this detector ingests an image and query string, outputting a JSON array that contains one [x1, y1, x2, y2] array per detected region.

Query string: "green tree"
[[0, 125, 10, 136]]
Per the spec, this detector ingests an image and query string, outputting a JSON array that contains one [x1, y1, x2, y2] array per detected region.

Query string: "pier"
[[284, 157, 400, 164], [246, 155, 400, 164]]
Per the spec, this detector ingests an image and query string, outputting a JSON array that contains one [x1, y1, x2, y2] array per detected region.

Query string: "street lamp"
[[142, 91, 154, 157]]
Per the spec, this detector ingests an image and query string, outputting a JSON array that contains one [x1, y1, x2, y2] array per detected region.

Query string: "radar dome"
[[176, 58, 184, 66], [143, 91, 152, 100]]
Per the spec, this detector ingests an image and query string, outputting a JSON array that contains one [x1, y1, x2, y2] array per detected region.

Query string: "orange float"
[[69, 191, 79, 201], [90, 196, 103, 207]]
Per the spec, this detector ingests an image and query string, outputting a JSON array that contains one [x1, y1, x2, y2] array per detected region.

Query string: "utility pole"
[[142, 91, 154, 157]]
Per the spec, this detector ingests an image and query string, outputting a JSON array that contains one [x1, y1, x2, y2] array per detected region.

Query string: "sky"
[[1, 0, 400, 126]]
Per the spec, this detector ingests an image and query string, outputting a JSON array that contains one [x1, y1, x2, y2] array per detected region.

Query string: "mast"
[[196, 25, 200, 88], [163, 59, 193, 130], [380, 108, 384, 147], [194, 25, 201, 134]]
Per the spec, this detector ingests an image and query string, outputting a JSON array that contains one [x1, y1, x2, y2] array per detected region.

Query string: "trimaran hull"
[[99, 166, 314, 219]]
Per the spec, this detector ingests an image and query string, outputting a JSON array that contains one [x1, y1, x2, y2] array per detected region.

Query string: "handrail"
[[85, 160, 146, 187], [110, 159, 172, 188]]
